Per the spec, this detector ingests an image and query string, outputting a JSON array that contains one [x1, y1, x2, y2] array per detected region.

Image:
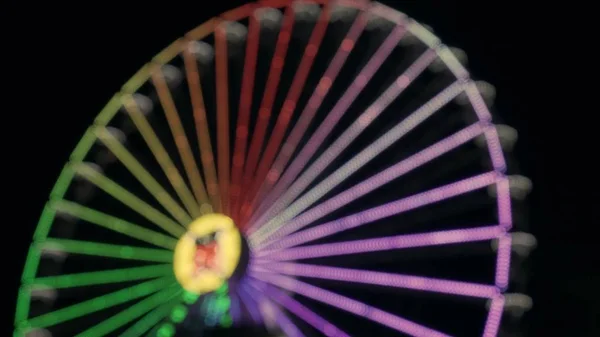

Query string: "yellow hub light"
[[173, 213, 242, 294]]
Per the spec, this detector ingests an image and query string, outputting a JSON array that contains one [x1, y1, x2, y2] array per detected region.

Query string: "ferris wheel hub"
[[173, 213, 243, 295]]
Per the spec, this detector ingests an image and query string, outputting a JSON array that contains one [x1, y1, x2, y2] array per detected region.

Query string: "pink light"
[[495, 234, 512, 290], [256, 261, 500, 299], [257, 122, 486, 247], [263, 172, 500, 251], [483, 295, 505, 337], [248, 46, 437, 237], [257, 225, 503, 261], [496, 177, 513, 230]]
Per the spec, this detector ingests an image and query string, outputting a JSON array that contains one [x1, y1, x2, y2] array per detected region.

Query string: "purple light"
[[464, 82, 505, 174], [495, 234, 512, 290], [496, 177, 513, 230], [240, 282, 305, 337], [252, 271, 451, 337], [247, 278, 351, 337], [482, 126, 506, 173], [464, 82, 492, 122], [483, 295, 505, 337], [257, 225, 503, 261], [257, 122, 487, 248], [242, 3, 514, 336], [230, 289, 241, 325], [250, 77, 471, 248], [263, 172, 500, 251], [253, 261, 499, 299], [237, 283, 263, 325]]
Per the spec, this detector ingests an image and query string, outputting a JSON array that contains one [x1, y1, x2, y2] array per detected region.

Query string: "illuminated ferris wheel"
[[15, 1, 535, 336]]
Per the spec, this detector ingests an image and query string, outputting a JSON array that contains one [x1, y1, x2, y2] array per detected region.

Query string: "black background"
[[6, 1, 596, 336]]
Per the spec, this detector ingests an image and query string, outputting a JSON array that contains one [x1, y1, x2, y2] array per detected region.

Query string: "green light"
[[120, 295, 180, 337], [182, 291, 199, 305], [93, 126, 193, 226], [24, 277, 174, 329], [33, 204, 58, 242], [215, 283, 228, 295], [170, 304, 188, 323], [71, 162, 186, 237], [52, 200, 178, 250], [35, 238, 173, 263], [30, 264, 173, 289], [74, 285, 180, 337], [215, 296, 231, 311], [157, 323, 175, 337], [220, 313, 233, 328]]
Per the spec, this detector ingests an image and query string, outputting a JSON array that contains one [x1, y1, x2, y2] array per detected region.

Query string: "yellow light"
[[173, 214, 241, 294]]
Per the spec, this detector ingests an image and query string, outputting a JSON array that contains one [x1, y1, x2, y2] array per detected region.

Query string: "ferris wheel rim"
[[16, 1, 516, 336]]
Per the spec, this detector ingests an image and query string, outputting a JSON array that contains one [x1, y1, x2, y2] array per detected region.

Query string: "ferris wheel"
[[15, 1, 536, 336]]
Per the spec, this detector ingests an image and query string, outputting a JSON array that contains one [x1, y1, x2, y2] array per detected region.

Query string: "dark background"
[[6, 1, 595, 336]]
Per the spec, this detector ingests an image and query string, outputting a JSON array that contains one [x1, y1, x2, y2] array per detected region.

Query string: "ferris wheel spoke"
[[51, 200, 178, 249], [250, 69, 459, 246], [18, 276, 175, 330], [151, 66, 211, 209], [122, 94, 202, 217], [240, 281, 305, 337], [239, 8, 370, 225], [71, 162, 186, 237], [215, 24, 231, 214], [229, 289, 242, 324], [254, 262, 499, 299], [247, 46, 437, 237], [230, 12, 261, 223], [182, 41, 221, 212], [251, 271, 451, 337], [247, 18, 408, 230], [26, 264, 173, 289], [241, 4, 294, 197], [93, 126, 192, 226], [119, 293, 181, 337], [256, 122, 486, 248], [242, 3, 332, 225], [75, 285, 182, 337], [263, 171, 500, 251], [247, 277, 352, 337], [237, 283, 264, 325], [257, 225, 503, 261], [36, 239, 173, 263], [235, 3, 332, 223]]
